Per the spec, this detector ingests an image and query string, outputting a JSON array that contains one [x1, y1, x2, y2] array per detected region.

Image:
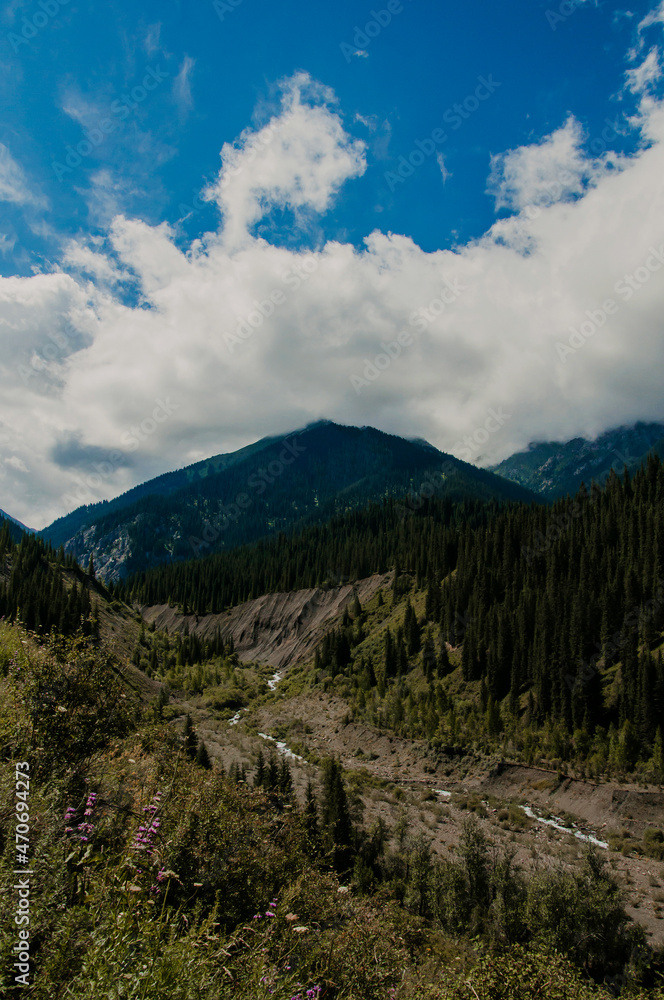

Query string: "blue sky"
[[1, 0, 652, 266], [1, 0, 664, 526]]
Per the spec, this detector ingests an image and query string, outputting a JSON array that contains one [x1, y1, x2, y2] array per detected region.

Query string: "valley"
[[2, 433, 664, 998], [151, 599, 664, 953]]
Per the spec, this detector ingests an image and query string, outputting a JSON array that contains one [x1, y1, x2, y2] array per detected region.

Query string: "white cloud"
[[436, 152, 451, 185], [0, 143, 43, 207], [487, 117, 619, 213], [205, 72, 367, 247], [0, 231, 16, 255], [1, 68, 664, 528], [173, 55, 195, 114], [144, 22, 162, 56], [638, 0, 664, 33], [626, 46, 662, 92]]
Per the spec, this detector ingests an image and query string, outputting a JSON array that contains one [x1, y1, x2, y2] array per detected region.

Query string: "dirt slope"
[[141, 573, 390, 669]]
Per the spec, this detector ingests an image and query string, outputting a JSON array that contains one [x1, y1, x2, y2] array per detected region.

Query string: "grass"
[[2, 621, 664, 999]]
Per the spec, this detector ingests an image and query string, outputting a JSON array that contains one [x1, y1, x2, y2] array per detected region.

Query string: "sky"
[[1, 0, 664, 528]]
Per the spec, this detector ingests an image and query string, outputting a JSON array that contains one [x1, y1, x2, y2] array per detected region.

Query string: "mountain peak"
[[41, 422, 536, 581]]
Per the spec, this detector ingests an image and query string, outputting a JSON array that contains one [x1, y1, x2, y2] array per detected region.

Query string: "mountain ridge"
[[490, 421, 664, 498], [41, 421, 538, 581]]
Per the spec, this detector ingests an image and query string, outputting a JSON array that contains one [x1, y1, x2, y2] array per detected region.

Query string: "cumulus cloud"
[[487, 117, 620, 213], [205, 72, 367, 247], [1, 58, 664, 527]]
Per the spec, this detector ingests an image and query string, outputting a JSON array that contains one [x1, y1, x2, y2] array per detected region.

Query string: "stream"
[[520, 805, 608, 848], [227, 679, 609, 849]]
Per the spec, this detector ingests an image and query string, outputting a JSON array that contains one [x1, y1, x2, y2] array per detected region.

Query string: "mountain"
[[0, 506, 33, 536], [41, 421, 537, 582], [490, 421, 664, 498]]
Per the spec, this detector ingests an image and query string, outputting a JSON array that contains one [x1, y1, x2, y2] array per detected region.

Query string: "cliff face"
[[141, 572, 390, 669]]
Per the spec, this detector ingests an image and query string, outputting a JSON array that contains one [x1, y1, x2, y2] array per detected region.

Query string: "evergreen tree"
[[278, 757, 292, 794], [650, 727, 664, 784], [183, 714, 198, 759], [266, 750, 279, 790], [321, 758, 353, 869], [196, 740, 211, 769], [404, 600, 421, 655], [254, 747, 266, 788], [303, 780, 319, 842]]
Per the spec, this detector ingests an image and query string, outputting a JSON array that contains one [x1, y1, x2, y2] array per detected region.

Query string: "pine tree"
[[321, 758, 353, 867], [254, 747, 266, 788], [267, 750, 279, 790], [196, 740, 211, 769], [650, 727, 664, 784], [183, 714, 198, 759], [279, 757, 292, 794], [384, 630, 397, 678], [422, 630, 436, 681], [304, 780, 319, 841], [404, 600, 421, 655]]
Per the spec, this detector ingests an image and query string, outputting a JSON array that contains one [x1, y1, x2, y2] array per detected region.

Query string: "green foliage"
[[0, 628, 660, 999], [196, 739, 211, 769], [0, 529, 102, 638], [1, 625, 137, 778], [183, 713, 198, 759]]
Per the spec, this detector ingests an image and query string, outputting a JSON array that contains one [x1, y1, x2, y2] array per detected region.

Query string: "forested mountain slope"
[[40, 421, 536, 581], [491, 421, 664, 498], [129, 455, 664, 771]]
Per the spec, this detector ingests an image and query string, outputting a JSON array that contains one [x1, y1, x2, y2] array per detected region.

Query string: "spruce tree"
[[254, 747, 266, 788], [304, 780, 319, 841], [196, 740, 211, 769], [183, 714, 198, 759]]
